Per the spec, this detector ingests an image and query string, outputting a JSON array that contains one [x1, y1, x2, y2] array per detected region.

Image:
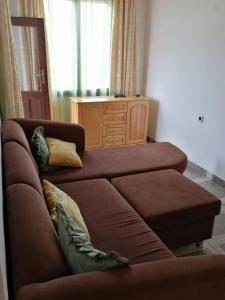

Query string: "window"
[[44, 0, 113, 97]]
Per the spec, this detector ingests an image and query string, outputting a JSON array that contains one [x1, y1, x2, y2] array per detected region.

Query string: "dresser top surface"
[[70, 96, 150, 103]]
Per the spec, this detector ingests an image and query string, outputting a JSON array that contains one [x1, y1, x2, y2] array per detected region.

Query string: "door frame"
[[11, 17, 50, 119]]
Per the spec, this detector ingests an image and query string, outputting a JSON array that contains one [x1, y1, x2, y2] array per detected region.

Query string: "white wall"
[[146, 0, 225, 180]]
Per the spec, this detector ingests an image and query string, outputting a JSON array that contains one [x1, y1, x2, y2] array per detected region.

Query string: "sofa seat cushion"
[[57, 203, 129, 274], [111, 170, 221, 247], [57, 179, 175, 265], [41, 142, 187, 184]]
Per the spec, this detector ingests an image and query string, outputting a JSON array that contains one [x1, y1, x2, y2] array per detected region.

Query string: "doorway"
[[11, 17, 50, 119]]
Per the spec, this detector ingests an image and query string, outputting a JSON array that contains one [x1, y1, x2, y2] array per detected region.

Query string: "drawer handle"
[[106, 137, 124, 144], [106, 116, 124, 122], [105, 105, 125, 110]]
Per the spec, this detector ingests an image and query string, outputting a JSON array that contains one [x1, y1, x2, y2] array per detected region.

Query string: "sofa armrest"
[[11, 118, 85, 151], [16, 255, 225, 300]]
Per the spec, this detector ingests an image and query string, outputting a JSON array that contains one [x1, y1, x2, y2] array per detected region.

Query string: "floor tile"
[[213, 213, 225, 236], [184, 167, 206, 180], [174, 163, 225, 256], [198, 180, 225, 199], [185, 164, 225, 236]]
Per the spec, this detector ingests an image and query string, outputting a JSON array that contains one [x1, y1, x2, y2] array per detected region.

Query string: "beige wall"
[[136, 0, 151, 95], [136, 0, 146, 94], [136, 0, 159, 139]]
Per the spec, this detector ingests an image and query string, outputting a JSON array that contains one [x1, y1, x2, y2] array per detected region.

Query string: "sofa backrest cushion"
[[11, 118, 85, 152], [30, 126, 58, 172], [2, 120, 38, 171], [6, 184, 69, 292], [42, 180, 89, 235], [3, 142, 42, 195]]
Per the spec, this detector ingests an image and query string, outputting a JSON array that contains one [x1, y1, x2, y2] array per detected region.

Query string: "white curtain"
[[18, 0, 44, 17], [43, 0, 113, 121], [0, 0, 24, 119], [110, 0, 137, 96]]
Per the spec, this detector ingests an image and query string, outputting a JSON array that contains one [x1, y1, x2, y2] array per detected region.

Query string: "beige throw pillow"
[[46, 137, 82, 167], [42, 180, 89, 236]]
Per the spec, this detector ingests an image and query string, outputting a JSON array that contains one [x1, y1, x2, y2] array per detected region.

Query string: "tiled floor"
[[184, 163, 225, 237], [174, 162, 225, 256]]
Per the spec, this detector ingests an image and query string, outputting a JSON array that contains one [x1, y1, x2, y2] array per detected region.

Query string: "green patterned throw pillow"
[[56, 203, 129, 274], [31, 126, 57, 172]]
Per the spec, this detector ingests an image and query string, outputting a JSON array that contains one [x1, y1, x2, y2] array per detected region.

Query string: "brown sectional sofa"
[[2, 118, 225, 300]]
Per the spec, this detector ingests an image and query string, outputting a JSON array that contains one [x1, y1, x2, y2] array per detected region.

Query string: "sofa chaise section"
[[42, 141, 187, 183], [3, 118, 187, 184]]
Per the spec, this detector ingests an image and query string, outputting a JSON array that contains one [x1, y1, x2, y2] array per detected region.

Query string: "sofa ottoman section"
[[111, 169, 221, 249]]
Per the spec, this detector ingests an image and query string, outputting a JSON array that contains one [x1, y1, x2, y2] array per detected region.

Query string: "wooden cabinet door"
[[126, 101, 149, 144], [78, 103, 103, 148]]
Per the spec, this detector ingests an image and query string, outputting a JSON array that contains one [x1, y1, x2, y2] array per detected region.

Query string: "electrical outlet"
[[198, 115, 205, 123]]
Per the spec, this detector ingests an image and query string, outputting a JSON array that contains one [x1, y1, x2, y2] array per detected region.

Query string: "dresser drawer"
[[103, 113, 126, 125], [103, 124, 126, 136], [103, 135, 125, 147], [104, 102, 127, 114]]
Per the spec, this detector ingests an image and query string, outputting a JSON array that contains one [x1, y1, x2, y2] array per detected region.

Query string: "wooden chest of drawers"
[[70, 96, 150, 149]]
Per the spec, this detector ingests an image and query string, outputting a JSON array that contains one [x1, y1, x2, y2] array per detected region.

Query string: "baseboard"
[[146, 136, 156, 143], [188, 160, 225, 187], [212, 174, 225, 188], [187, 161, 208, 177]]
